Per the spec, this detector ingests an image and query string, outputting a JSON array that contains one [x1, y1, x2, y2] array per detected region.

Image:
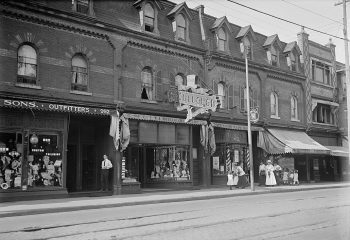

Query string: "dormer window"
[[242, 37, 252, 60], [77, 0, 89, 14], [217, 28, 227, 51], [144, 3, 155, 32], [176, 14, 186, 41], [271, 46, 278, 66], [290, 53, 296, 71], [284, 42, 301, 72]]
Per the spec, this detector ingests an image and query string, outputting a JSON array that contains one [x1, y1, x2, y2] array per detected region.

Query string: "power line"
[[280, 0, 343, 25], [226, 0, 348, 41]]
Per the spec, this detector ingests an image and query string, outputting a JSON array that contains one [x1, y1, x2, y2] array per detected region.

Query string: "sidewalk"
[[0, 182, 349, 218]]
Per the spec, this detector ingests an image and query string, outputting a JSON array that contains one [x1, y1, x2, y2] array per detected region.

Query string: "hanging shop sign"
[[176, 84, 218, 122], [249, 107, 259, 123], [1, 98, 111, 115]]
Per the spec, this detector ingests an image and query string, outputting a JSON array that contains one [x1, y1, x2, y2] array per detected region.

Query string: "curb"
[[0, 184, 349, 218]]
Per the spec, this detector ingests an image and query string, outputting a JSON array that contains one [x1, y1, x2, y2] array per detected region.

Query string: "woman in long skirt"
[[232, 163, 239, 187], [258, 161, 266, 186], [265, 160, 277, 186], [236, 162, 248, 189]]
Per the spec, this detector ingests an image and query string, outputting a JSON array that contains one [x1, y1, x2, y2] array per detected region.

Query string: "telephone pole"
[[335, 0, 350, 151]]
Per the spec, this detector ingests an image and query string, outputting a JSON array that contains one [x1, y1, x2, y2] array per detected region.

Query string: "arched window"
[[291, 96, 298, 120], [217, 28, 226, 51], [270, 92, 279, 117], [141, 67, 153, 100], [175, 74, 185, 86], [217, 82, 226, 108], [144, 3, 155, 32], [71, 54, 88, 91], [17, 44, 37, 84], [176, 14, 186, 41]]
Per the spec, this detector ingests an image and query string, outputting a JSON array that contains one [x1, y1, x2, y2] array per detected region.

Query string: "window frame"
[[144, 3, 155, 33], [71, 54, 89, 92], [176, 13, 186, 41], [217, 28, 227, 52], [17, 43, 38, 85], [175, 74, 186, 86], [291, 96, 298, 120], [270, 92, 279, 118], [312, 60, 332, 86], [141, 67, 154, 101], [217, 82, 226, 109], [312, 103, 335, 125]]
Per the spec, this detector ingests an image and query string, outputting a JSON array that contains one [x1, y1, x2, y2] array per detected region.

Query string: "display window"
[[0, 131, 23, 190], [28, 133, 62, 188], [148, 146, 190, 182]]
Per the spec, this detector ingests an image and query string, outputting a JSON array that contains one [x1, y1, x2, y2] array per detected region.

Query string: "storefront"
[[121, 113, 199, 191], [211, 128, 248, 185], [0, 98, 114, 202], [257, 128, 331, 182]]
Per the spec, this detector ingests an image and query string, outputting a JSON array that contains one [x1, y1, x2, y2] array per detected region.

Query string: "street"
[[0, 188, 349, 240]]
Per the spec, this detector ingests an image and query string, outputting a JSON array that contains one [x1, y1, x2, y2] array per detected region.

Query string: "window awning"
[[258, 128, 331, 155], [325, 146, 349, 157]]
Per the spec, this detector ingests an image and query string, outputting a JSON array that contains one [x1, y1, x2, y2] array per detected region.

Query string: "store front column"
[[112, 150, 122, 195], [202, 151, 211, 187], [306, 155, 311, 182]]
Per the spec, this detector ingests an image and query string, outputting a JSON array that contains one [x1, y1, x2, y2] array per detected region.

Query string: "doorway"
[[82, 144, 98, 191]]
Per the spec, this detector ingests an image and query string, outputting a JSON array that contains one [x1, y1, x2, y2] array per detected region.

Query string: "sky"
[[171, 0, 348, 64]]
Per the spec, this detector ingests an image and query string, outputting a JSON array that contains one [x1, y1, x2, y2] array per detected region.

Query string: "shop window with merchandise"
[[0, 132, 22, 190], [212, 144, 244, 176], [27, 133, 63, 188]]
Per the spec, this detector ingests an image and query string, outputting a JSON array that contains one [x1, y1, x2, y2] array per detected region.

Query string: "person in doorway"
[[258, 161, 266, 186], [101, 154, 113, 191], [265, 159, 277, 186]]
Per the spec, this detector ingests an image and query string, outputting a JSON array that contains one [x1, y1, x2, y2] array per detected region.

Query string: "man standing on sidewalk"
[[101, 154, 113, 191]]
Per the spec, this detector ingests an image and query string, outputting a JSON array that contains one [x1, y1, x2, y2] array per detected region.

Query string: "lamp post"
[[240, 42, 255, 191]]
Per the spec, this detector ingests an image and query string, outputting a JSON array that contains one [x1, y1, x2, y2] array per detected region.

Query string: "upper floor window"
[[176, 14, 186, 41], [287, 53, 297, 72], [217, 82, 226, 109], [175, 74, 186, 86], [71, 54, 88, 92], [242, 37, 252, 60], [270, 92, 279, 117], [291, 96, 298, 120], [17, 44, 37, 85], [217, 28, 227, 51], [240, 86, 257, 112], [270, 46, 278, 66], [312, 104, 334, 125], [144, 3, 155, 32], [312, 60, 331, 85], [141, 67, 153, 100]]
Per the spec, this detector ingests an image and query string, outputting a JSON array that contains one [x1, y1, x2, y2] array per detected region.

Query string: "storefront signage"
[[1, 98, 111, 115], [249, 108, 259, 123], [177, 85, 218, 122]]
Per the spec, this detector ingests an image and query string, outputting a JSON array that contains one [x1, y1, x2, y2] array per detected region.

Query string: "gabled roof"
[[235, 25, 256, 41], [210, 16, 232, 32], [263, 34, 282, 49], [167, 2, 193, 20], [283, 41, 301, 55], [133, 0, 163, 10]]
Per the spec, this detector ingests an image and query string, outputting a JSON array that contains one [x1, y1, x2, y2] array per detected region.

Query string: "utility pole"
[[335, 0, 350, 151]]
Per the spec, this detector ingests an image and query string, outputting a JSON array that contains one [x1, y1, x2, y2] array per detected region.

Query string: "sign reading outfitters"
[[1, 98, 111, 115], [176, 75, 218, 122]]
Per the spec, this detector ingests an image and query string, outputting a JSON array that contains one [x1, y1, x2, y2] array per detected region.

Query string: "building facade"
[[0, 0, 345, 202]]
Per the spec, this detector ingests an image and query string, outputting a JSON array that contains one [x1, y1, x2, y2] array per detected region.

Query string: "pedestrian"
[[265, 159, 277, 186], [236, 162, 248, 189], [293, 169, 299, 185], [282, 168, 289, 185], [227, 170, 234, 190], [273, 162, 282, 185], [232, 162, 239, 188], [288, 169, 294, 185], [258, 161, 266, 186], [101, 154, 113, 191]]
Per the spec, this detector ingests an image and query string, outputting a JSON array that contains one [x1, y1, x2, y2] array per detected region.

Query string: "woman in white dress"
[[232, 163, 239, 187], [265, 159, 277, 186]]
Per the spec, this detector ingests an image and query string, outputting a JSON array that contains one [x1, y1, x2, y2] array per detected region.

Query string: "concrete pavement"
[[0, 181, 349, 218]]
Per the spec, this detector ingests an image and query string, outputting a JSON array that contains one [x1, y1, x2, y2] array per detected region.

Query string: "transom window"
[[217, 28, 226, 51], [76, 0, 89, 14], [141, 67, 153, 100], [176, 14, 186, 41], [312, 104, 334, 125], [17, 44, 37, 85], [144, 3, 155, 32], [270, 92, 279, 117], [71, 54, 88, 92], [291, 96, 298, 120], [312, 60, 331, 85], [217, 83, 226, 109]]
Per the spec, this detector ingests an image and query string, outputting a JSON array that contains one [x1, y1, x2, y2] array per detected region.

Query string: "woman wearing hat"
[[265, 158, 277, 186]]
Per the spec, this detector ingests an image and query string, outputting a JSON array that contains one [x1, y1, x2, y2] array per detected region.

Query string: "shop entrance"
[[82, 144, 97, 191]]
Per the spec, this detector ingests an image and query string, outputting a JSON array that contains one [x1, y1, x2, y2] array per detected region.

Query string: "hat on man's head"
[[267, 160, 272, 164]]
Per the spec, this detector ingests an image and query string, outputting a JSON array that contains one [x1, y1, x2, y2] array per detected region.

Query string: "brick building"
[[0, 0, 345, 202]]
